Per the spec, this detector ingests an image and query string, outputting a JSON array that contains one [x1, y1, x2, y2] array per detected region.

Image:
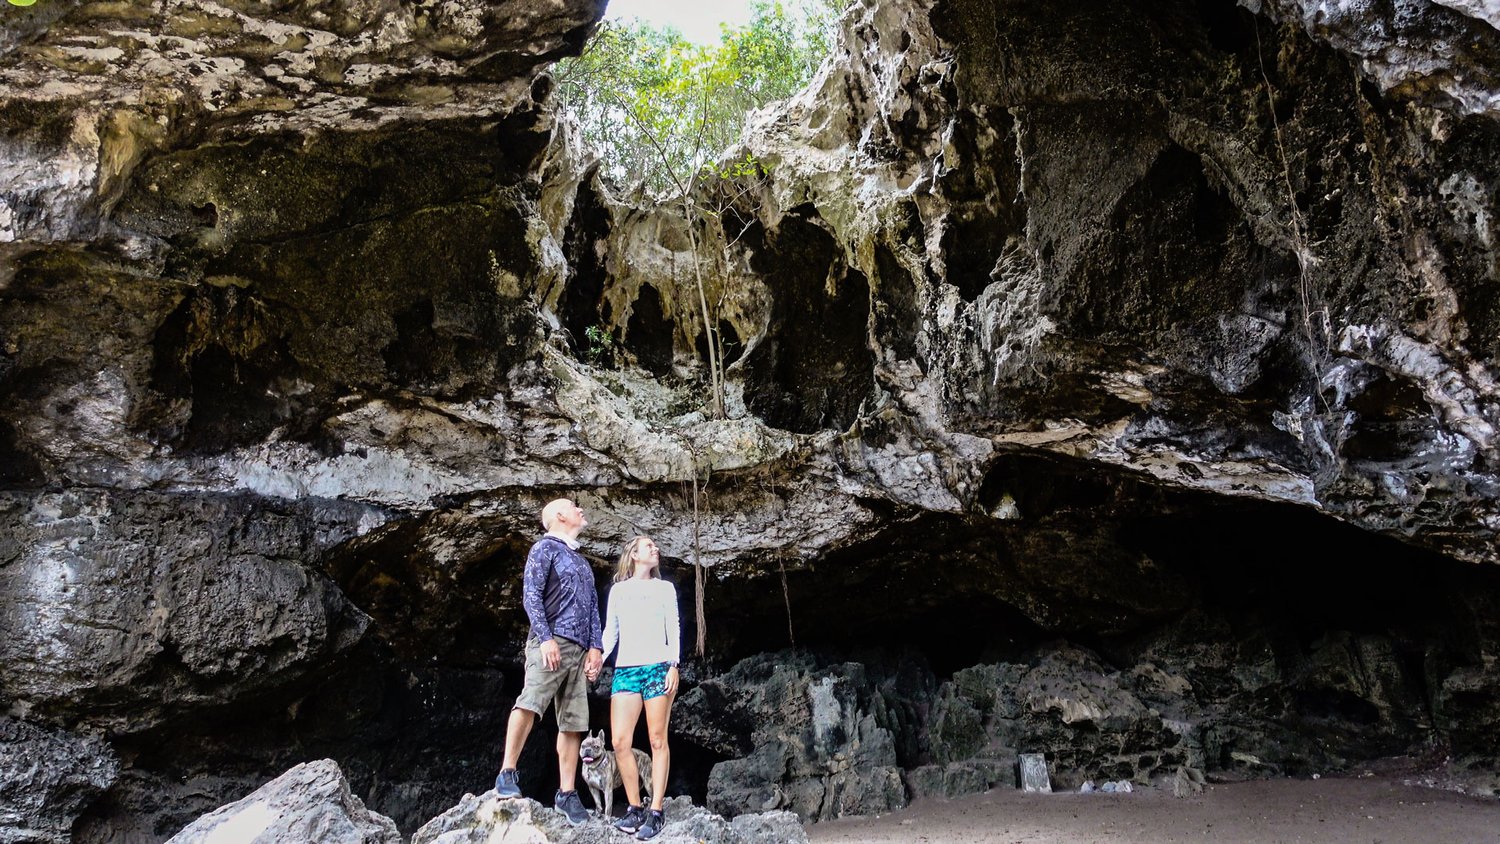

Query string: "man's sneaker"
[[494, 768, 521, 799], [614, 804, 647, 833], [554, 789, 589, 826], [635, 809, 665, 840]]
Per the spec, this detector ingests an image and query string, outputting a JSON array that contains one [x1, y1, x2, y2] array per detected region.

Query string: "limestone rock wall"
[[581, 0, 1500, 564], [3, 0, 1500, 839]]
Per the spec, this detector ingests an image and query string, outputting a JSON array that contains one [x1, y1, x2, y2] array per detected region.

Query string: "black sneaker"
[[494, 768, 521, 799], [554, 789, 589, 826], [635, 809, 664, 840], [614, 804, 647, 833]]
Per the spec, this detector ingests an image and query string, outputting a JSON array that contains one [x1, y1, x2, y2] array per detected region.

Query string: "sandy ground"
[[804, 776, 1500, 843]]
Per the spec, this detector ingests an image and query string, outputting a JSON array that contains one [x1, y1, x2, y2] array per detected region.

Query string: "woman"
[[602, 535, 680, 841]]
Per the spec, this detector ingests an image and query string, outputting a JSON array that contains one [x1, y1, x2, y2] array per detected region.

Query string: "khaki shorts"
[[513, 637, 590, 732]]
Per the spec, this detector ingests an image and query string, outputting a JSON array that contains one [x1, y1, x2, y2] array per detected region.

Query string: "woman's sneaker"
[[635, 809, 665, 840], [614, 805, 647, 833]]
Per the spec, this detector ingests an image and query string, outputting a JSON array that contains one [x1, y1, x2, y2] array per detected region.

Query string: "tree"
[[555, 1, 840, 419], [555, 0, 839, 194]]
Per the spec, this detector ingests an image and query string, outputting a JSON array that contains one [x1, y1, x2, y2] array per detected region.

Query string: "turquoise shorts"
[[611, 662, 671, 699]]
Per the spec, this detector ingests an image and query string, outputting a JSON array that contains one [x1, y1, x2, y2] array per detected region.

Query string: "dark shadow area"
[[741, 205, 875, 433], [873, 239, 921, 361], [625, 284, 674, 376], [0, 419, 44, 486], [559, 176, 613, 360], [148, 285, 300, 452], [71, 640, 513, 841]]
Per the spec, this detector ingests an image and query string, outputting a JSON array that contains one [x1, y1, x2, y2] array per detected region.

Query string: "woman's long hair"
[[614, 535, 658, 583]]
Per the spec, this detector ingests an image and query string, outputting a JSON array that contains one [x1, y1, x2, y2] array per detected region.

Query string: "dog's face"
[[580, 730, 608, 768]]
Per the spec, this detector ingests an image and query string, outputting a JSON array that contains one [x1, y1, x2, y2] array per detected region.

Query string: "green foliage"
[[706, 151, 768, 182], [583, 324, 615, 364], [555, 0, 841, 195]]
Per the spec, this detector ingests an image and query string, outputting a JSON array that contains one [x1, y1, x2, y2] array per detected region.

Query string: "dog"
[[579, 729, 652, 819]]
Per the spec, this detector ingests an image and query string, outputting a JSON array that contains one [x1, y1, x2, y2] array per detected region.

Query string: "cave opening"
[[672, 452, 1500, 794], [741, 206, 876, 433], [67, 453, 1500, 837]]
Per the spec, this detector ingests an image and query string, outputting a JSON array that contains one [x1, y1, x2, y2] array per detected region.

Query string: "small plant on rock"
[[583, 324, 616, 366]]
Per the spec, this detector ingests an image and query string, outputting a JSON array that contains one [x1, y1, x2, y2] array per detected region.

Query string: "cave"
[[4, 0, 1500, 840], [56, 458, 1500, 834], [558, 176, 614, 358]]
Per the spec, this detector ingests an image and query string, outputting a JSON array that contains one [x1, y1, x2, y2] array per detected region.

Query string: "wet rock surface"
[[3, 0, 1500, 839]]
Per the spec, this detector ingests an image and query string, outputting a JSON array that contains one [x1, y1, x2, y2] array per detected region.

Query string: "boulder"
[[0, 491, 373, 733], [165, 760, 398, 844], [678, 653, 907, 821], [411, 793, 805, 844], [919, 646, 1193, 791]]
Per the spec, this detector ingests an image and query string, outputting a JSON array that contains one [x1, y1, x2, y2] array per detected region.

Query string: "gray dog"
[[579, 729, 652, 819]]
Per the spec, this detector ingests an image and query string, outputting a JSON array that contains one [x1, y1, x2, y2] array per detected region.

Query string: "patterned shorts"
[[611, 662, 671, 700]]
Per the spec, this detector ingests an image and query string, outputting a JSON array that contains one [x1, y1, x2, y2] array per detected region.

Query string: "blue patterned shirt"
[[522, 535, 602, 650]]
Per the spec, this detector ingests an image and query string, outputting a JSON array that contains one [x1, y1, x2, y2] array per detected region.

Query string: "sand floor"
[[805, 776, 1500, 843]]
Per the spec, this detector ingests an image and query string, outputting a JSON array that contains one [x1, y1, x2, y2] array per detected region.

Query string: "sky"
[[604, 0, 758, 44]]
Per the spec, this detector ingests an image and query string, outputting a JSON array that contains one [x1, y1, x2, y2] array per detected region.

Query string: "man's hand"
[[664, 666, 680, 696], [584, 649, 603, 682], [540, 638, 561, 671]]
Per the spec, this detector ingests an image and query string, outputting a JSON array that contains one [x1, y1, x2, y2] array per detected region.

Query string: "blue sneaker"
[[555, 789, 589, 826], [494, 768, 521, 799], [635, 808, 665, 840], [615, 804, 647, 833]]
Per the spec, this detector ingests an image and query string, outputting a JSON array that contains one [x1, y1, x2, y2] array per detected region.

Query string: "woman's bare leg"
[[643, 692, 673, 811], [611, 693, 646, 809]]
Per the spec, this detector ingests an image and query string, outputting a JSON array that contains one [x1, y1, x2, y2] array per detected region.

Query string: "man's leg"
[[557, 728, 584, 792], [498, 637, 568, 797], [502, 706, 538, 770], [550, 639, 592, 825]]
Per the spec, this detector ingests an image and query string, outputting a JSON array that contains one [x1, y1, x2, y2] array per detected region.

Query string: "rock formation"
[[3, 0, 1500, 839], [165, 760, 399, 844], [411, 792, 805, 844]]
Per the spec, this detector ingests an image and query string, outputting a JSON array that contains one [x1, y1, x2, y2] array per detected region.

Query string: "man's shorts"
[[513, 637, 590, 732], [611, 662, 671, 700]]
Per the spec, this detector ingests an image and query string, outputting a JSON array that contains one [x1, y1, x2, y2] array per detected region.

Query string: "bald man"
[[494, 498, 604, 825]]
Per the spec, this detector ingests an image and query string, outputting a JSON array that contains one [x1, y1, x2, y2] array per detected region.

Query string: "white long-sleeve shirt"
[[602, 577, 680, 668]]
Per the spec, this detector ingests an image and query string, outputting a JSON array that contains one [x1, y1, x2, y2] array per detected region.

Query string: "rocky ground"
[[161, 758, 804, 844]]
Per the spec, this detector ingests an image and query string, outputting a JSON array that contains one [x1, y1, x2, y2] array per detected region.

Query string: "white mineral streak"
[[1432, 0, 1500, 31], [1249, 0, 1500, 117], [1338, 323, 1500, 453]]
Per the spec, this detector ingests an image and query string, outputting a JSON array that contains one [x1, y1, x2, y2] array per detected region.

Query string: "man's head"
[[541, 498, 587, 538]]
